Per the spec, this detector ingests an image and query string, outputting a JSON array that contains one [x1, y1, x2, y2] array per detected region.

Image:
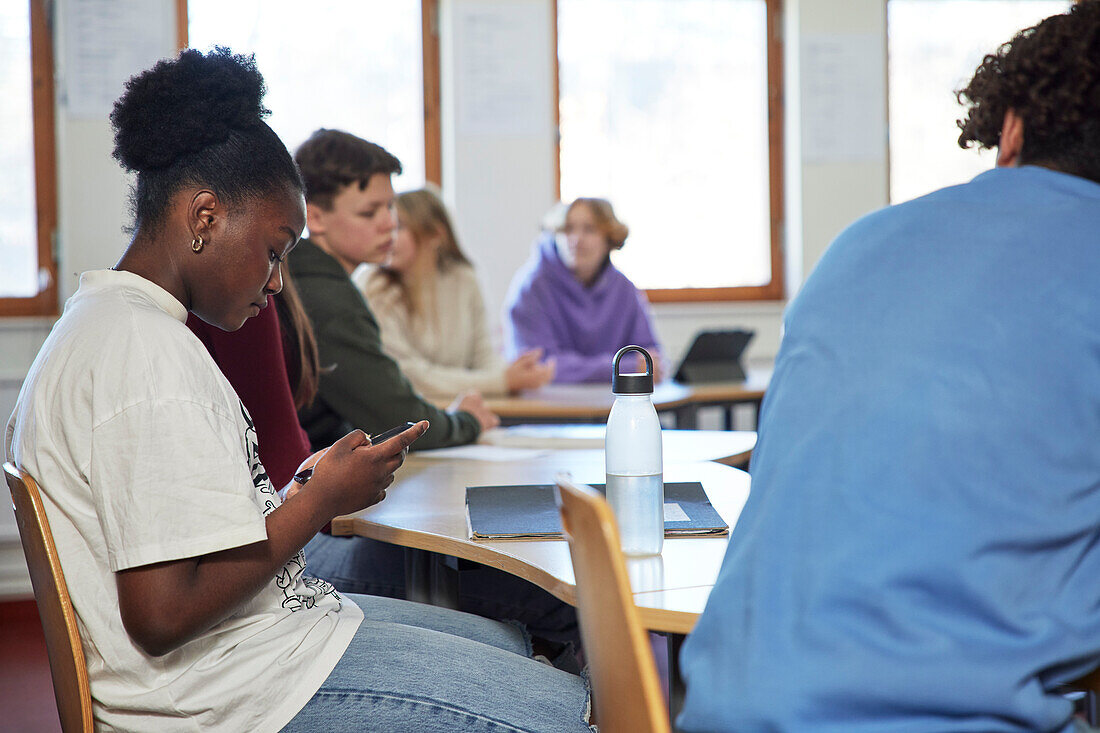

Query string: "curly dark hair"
[[294, 129, 402, 210], [110, 47, 302, 231], [956, 0, 1100, 183]]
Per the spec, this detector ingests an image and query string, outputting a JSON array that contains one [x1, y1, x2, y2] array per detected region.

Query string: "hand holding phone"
[[369, 421, 419, 445], [298, 421, 430, 518], [291, 422, 421, 487]]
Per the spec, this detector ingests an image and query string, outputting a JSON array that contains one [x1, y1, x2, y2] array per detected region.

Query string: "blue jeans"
[[282, 594, 593, 732], [304, 533, 579, 645]]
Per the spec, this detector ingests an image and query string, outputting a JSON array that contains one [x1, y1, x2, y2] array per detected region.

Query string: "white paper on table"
[[504, 424, 605, 440], [482, 424, 606, 449], [663, 503, 690, 523], [416, 445, 551, 462]]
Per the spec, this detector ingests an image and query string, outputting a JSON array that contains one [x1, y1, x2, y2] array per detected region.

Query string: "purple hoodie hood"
[[503, 232, 661, 383]]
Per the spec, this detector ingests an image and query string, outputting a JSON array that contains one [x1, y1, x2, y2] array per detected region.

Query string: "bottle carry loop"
[[612, 345, 654, 395]]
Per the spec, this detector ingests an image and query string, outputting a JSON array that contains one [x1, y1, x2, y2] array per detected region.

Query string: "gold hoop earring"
[[191, 235, 205, 253]]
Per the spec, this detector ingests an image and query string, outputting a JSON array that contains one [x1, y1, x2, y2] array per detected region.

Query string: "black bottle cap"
[[612, 345, 654, 395]]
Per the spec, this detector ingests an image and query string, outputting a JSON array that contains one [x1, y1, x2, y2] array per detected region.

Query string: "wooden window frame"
[[177, 0, 442, 186], [0, 0, 59, 317], [552, 0, 785, 304], [422, 0, 442, 186]]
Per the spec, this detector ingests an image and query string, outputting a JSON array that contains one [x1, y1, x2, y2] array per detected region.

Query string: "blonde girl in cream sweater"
[[355, 187, 554, 403]]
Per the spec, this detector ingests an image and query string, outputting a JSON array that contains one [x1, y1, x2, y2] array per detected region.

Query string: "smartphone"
[[370, 421, 419, 445]]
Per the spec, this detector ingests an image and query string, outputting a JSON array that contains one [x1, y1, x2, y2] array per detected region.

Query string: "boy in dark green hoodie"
[[289, 130, 577, 648], [288, 128, 498, 451]]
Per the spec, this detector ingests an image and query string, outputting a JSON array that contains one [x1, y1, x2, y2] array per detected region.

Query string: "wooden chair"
[[4, 462, 94, 733], [554, 476, 670, 733]]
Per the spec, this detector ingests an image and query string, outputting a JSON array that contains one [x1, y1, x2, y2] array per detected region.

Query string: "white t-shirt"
[[5, 270, 363, 732]]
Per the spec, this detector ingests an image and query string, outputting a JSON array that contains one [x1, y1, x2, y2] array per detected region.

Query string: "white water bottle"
[[605, 345, 663, 556]]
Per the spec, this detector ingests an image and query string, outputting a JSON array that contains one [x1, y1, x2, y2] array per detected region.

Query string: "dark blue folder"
[[465, 481, 729, 541]]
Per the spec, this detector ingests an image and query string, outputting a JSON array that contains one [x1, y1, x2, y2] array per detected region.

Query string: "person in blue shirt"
[[679, 3, 1100, 731]]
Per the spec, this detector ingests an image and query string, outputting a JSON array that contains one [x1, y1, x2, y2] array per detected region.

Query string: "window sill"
[[650, 300, 786, 317]]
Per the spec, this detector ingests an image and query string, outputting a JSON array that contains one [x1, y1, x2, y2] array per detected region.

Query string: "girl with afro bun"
[[6, 47, 592, 732]]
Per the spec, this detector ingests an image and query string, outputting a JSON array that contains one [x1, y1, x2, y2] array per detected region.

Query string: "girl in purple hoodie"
[[504, 198, 664, 383]]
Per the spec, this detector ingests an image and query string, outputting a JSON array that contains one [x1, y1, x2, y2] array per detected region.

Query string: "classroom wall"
[[0, 0, 890, 597], [439, 0, 559, 343], [434, 0, 889, 372]]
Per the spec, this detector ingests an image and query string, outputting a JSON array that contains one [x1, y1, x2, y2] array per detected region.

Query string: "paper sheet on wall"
[[801, 32, 887, 163], [63, 0, 175, 119], [454, 1, 549, 137]]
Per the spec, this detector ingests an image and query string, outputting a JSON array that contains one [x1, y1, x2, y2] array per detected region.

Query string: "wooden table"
[[331, 451, 749, 718], [483, 369, 770, 429], [331, 452, 750, 634], [683, 368, 772, 430], [479, 425, 756, 467], [483, 381, 694, 425]]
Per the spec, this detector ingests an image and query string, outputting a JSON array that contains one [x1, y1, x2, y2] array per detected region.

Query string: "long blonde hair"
[[374, 186, 472, 320]]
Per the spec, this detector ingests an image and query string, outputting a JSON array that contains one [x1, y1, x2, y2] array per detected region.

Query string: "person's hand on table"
[[450, 389, 500, 431], [505, 348, 556, 393]]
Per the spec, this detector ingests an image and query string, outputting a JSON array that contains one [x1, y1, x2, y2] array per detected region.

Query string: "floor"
[[0, 599, 61, 733]]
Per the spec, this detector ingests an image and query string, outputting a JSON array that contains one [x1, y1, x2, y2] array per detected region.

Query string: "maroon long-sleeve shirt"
[[186, 304, 311, 489]]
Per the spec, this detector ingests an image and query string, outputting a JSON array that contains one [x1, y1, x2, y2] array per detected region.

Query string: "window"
[[888, 0, 1071, 204], [0, 0, 58, 316], [555, 0, 784, 302], [185, 0, 440, 189]]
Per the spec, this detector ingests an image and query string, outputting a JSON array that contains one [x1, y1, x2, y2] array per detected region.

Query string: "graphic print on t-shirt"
[[240, 402, 343, 611]]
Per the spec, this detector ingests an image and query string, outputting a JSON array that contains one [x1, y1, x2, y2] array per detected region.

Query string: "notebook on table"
[[465, 481, 729, 541]]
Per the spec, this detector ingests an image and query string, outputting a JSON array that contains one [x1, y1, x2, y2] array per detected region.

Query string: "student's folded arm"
[[317, 313, 479, 449], [115, 489, 330, 657], [507, 294, 609, 383]]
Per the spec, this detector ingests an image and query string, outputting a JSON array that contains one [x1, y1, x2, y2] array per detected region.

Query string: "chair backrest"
[[554, 476, 670, 733], [4, 462, 94, 733]]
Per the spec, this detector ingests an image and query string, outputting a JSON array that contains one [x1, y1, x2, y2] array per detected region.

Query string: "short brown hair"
[[563, 198, 630, 250], [294, 129, 402, 209]]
